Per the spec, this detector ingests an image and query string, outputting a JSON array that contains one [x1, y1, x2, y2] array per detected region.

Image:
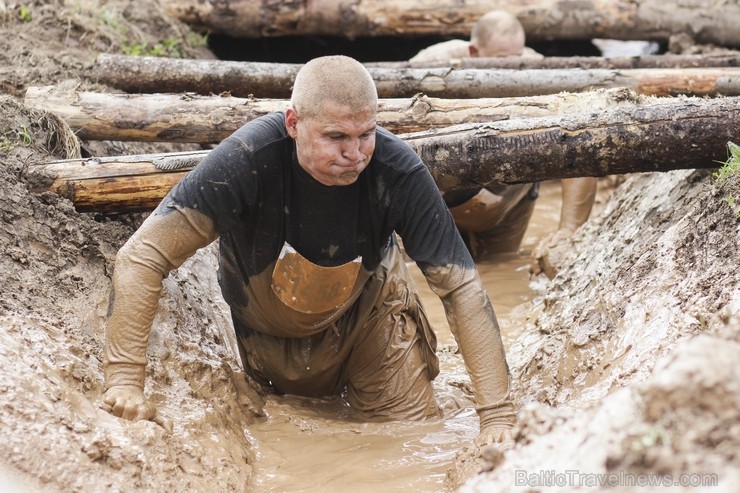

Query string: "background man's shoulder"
[[410, 39, 470, 63]]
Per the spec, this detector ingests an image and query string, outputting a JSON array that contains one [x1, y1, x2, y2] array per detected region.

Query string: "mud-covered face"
[[285, 103, 376, 186]]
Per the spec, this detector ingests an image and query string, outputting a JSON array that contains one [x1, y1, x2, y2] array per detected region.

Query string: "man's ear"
[[469, 44, 479, 57], [285, 108, 298, 138]]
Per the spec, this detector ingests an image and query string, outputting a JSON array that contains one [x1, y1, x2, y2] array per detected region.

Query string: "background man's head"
[[469, 10, 526, 57]]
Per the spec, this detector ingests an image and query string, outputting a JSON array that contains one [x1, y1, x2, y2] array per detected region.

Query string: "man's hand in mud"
[[476, 425, 514, 450], [100, 384, 172, 432], [530, 229, 572, 279], [475, 426, 514, 471]]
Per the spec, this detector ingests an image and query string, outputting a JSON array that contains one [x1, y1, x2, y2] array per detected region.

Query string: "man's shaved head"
[[291, 55, 378, 119]]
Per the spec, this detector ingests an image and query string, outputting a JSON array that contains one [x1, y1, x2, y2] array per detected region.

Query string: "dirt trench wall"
[[0, 101, 262, 492], [462, 305, 740, 492], [456, 169, 740, 491], [510, 169, 739, 407]]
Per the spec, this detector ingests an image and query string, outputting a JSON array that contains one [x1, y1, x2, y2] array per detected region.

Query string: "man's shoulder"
[[194, 111, 289, 181], [367, 127, 434, 199], [410, 39, 470, 63], [227, 112, 289, 152], [372, 127, 424, 174], [521, 47, 545, 60]]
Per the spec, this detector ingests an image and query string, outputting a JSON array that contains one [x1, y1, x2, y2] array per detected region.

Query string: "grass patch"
[[19, 6, 32, 22], [713, 141, 740, 217], [123, 37, 183, 57], [58, 2, 206, 59], [122, 32, 208, 58], [0, 126, 32, 153]]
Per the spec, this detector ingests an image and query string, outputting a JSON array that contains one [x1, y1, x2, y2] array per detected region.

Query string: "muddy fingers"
[[100, 384, 170, 431], [151, 411, 173, 433]]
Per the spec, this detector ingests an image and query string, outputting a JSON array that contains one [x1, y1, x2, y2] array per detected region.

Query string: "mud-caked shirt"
[[162, 112, 476, 337]]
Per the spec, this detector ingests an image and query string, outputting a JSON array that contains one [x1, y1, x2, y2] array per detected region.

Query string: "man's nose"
[[342, 138, 362, 160]]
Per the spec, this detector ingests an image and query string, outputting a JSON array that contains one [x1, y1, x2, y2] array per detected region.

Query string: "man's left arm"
[[389, 155, 516, 444], [424, 264, 516, 444]]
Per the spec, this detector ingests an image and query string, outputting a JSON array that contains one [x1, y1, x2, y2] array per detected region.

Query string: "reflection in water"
[[247, 182, 564, 492]]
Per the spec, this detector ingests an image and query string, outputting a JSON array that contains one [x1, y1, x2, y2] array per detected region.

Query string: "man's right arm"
[[558, 177, 597, 234], [531, 177, 597, 278], [102, 205, 217, 424]]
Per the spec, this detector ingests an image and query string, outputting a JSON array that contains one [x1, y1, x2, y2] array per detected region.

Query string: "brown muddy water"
[[246, 182, 564, 492]]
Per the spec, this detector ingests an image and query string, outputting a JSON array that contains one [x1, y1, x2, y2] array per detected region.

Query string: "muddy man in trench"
[[101, 55, 516, 447], [412, 10, 598, 262]]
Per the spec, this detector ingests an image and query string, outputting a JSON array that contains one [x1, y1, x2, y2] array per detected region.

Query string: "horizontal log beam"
[[93, 54, 740, 99], [368, 53, 740, 71], [24, 86, 646, 143], [160, 0, 740, 48], [29, 96, 737, 213]]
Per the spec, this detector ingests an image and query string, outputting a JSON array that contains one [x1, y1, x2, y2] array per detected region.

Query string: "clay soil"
[[1, 1, 739, 492]]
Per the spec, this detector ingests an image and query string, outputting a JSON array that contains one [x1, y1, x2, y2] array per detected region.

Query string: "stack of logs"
[[25, 0, 740, 213]]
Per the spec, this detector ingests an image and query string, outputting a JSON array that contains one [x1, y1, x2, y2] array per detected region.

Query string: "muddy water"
[[246, 182, 563, 492]]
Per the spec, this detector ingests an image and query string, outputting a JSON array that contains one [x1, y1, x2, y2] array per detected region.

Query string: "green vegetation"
[[122, 32, 209, 58], [123, 37, 182, 57], [713, 141, 740, 216], [18, 6, 32, 22], [0, 126, 32, 153], [67, 0, 208, 58], [186, 31, 209, 49], [631, 425, 669, 452], [100, 8, 121, 29]]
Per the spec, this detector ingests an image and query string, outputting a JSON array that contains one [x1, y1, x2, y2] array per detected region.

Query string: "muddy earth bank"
[[451, 169, 740, 492], [1, 2, 739, 492]]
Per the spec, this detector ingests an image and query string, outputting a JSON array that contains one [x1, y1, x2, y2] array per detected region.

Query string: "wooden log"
[[408, 97, 738, 191], [94, 54, 298, 98], [30, 96, 738, 213], [24, 86, 647, 143], [160, 0, 740, 48], [94, 54, 740, 99], [28, 152, 199, 213], [369, 53, 740, 71], [24, 86, 288, 143]]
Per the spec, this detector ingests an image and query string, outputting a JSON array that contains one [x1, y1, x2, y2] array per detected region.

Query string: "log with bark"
[[29, 96, 739, 213], [369, 53, 740, 71], [94, 54, 740, 99], [160, 0, 740, 48], [27, 153, 198, 213], [25, 86, 651, 143]]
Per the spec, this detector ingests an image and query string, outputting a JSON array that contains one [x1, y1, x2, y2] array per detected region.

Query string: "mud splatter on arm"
[[104, 206, 217, 390], [423, 263, 515, 433]]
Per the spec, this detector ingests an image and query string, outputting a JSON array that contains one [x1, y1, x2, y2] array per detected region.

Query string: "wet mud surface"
[[1, 2, 740, 492]]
